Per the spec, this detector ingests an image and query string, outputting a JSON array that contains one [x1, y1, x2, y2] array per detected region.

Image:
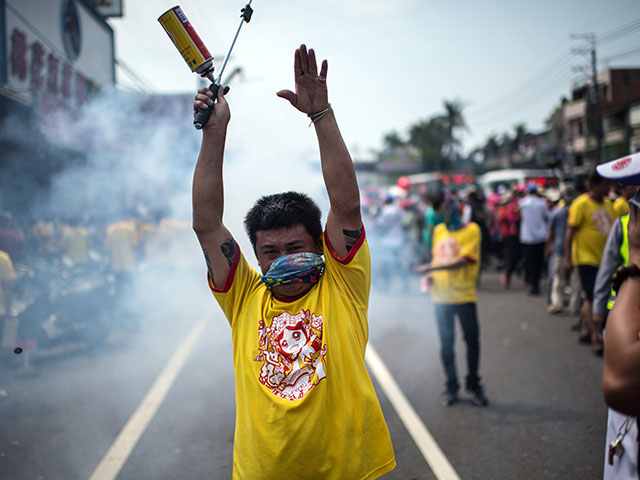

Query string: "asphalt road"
[[0, 269, 607, 479]]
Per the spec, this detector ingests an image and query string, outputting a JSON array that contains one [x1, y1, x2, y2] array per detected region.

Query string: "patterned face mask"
[[260, 252, 325, 289], [441, 196, 462, 230]]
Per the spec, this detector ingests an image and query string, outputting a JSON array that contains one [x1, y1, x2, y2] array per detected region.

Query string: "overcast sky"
[[108, 0, 640, 160]]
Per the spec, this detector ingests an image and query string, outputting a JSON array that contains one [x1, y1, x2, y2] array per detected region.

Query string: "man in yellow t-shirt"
[[28, 218, 57, 257], [105, 219, 138, 273], [105, 217, 139, 328], [564, 168, 614, 347], [60, 219, 90, 265], [416, 196, 487, 407], [191, 44, 395, 479], [0, 250, 18, 350]]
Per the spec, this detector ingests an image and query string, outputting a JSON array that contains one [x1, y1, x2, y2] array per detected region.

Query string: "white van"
[[478, 168, 557, 193]]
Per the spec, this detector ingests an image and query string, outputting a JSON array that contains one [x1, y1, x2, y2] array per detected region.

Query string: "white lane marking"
[[89, 318, 208, 480], [365, 344, 460, 480]]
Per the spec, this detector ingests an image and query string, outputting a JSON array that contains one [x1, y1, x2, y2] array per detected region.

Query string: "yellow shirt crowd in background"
[[612, 196, 630, 219], [568, 193, 614, 267], [0, 251, 16, 316], [105, 220, 138, 272], [430, 222, 481, 304], [28, 220, 57, 256], [59, 226, 90, 264], [211, 232, 395, 480]]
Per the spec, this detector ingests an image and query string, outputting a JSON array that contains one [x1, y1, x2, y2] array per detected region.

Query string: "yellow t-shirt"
[[430, 222, 481, 304], [613, 196, 629, 218], [60, 227, 90, 264], [105, 221, 138, 272], [0, 251, 17, 316], [568, 193, 614, 266], [29, 220, 57, 255], [210, 231, 395, 480]]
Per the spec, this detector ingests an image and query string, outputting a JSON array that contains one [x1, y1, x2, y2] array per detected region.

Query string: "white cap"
[[596, 152, 640, 185]]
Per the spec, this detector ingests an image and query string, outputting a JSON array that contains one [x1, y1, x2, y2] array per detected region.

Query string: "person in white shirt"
[[519, 183, 550, 295]]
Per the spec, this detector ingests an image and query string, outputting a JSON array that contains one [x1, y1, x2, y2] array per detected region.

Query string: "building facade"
[[0, 0, 115, 214]]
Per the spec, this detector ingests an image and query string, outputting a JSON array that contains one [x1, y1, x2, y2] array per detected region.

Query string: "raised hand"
[[193, 86, 230, 131], [277, 44, 329, 115]]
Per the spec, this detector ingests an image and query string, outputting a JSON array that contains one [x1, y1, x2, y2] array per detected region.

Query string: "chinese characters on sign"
[[9, 26, 88, 108]]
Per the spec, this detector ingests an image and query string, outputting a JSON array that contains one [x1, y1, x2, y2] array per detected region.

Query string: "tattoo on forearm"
[[220, 239, 237, 267], [202, 248, 214, 284], [343, 228, 363, 253]]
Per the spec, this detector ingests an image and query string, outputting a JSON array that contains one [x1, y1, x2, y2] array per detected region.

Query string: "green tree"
[[408, 116, 449, 171], [441, 99, 468, 164], [382, 131, 405, 150], [511, 123, 528, 152]]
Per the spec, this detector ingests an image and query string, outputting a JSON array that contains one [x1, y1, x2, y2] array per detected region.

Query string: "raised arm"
[[277, 45, 361, 259], [192, 87, 238, 289]]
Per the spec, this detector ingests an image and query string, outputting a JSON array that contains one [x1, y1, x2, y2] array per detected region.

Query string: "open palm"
[[277, 44, 329, 115]]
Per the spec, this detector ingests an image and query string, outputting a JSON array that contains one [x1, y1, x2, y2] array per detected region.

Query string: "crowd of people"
[[365, 168, 635, 356], [0, 208, 198, 356], [363, 163, 639, 475], [2, 40, 638, 478]]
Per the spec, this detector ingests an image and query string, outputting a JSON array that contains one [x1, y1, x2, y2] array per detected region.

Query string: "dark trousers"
[[434, 302, 481, 393], [523, 242, 545, 292], [503, 235, 521, 279]]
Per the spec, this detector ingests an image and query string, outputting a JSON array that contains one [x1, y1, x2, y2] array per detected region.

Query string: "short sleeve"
[[460, 223, 481, 262], [323, 228, 370, 309], [209, 246, 262, 327], [567, 196, 583, 228]]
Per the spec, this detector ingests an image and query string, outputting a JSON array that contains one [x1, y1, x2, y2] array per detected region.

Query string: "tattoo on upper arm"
[[343, 228, 363, 253], [202, 248, 214, 284], [220, 239, 237, 267]]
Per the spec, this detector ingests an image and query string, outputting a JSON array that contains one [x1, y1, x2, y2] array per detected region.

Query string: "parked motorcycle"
[[15, 255, 116, 350]]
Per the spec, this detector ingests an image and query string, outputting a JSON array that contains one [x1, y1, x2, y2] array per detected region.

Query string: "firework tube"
[[158, 6, 214, 76]]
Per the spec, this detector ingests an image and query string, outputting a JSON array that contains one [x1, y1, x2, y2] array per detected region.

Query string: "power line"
[[115, 58, 157, 93], [468, 62, 573, 125], [466, 51, 572, 115], [601, 46, 640, 62], [599, 18, 640, 44]]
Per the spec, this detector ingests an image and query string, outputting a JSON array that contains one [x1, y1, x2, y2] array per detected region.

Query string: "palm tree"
[[382, 131, 405, 150], [441, 99, 468, 164], [408, 117, 449, 171]]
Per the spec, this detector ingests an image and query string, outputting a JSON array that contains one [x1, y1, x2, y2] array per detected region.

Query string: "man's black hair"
[[244, 191, 323, 252], [588, 167, 607, 189]]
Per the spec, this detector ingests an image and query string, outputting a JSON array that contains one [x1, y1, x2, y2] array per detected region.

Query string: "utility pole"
[[571, 33, 603, 165]]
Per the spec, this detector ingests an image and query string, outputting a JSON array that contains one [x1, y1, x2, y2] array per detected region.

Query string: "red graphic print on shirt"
[[591, 209, 612, 235], [255, 310, 327, 401], [433, 236, 462, 264]]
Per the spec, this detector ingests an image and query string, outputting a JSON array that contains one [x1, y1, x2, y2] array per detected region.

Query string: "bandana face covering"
[[441, 196, 462, 231], [260, 252, 325, 289]]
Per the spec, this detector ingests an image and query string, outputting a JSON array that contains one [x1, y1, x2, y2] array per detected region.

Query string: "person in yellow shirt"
[[105, 217, 138, 274], [59, 218, 90, 265], [0, 250, 17, 351], [105, 216, 139, 328], [416, 196, 488, 407], [564, 168, 614, 348], [191, 44, 395, 479], [612, 184, 636, 218], [28, 217, 58, 258]]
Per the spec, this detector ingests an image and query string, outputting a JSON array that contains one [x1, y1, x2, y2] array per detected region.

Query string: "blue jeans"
[[433, 302, 481, 393]]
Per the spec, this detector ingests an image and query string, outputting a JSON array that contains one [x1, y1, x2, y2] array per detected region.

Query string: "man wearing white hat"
[[593, 153, 640, 479]]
